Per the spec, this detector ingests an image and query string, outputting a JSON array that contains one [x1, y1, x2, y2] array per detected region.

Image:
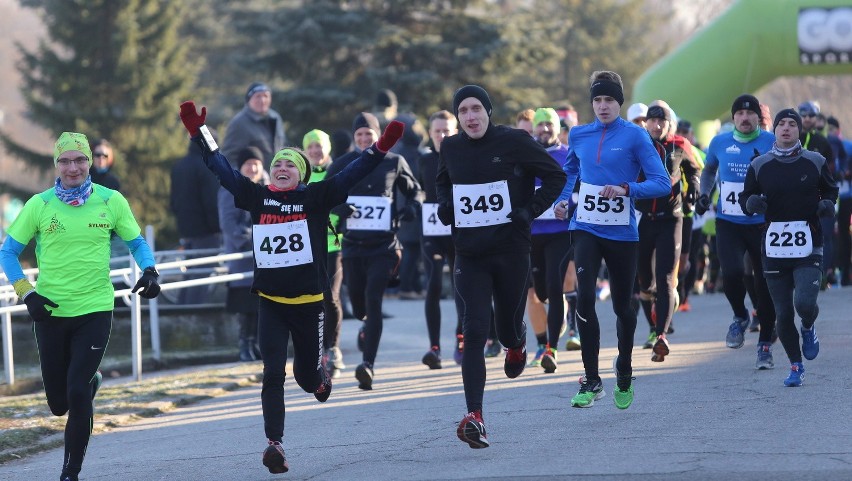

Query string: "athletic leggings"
[[715, 219, 776, 342], [323, 251, 344, 350], [637, 217, 682, 336], [34, 311, 111, 478], [763, 254, 822, 364], [258, 298, 324, 442], [530, 231, 571, 346], [682, 228, 704, 303], [455, 250, 529, 413], [572, 230, 638, 381], [343, 250, 400, 365], [422, 235, 462, 349]]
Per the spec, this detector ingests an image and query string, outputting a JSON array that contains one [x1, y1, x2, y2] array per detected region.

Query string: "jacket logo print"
[[492, 157, 502, 163]]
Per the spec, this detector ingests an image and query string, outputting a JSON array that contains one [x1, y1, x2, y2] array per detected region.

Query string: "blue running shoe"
[[725, 316, 749, 349], [801, 326, 819, 360], [755, 342, 774, 370], [784, 362, 805, 387], [529, 344, 546, 367]]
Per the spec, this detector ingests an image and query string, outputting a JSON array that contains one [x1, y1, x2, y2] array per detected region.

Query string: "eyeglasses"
[[57, 157, 89, 167]]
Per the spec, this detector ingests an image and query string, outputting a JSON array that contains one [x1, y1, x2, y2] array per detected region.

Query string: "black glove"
[[745, 194, 767, 215], [132, 267, 161, 299], [330, 203, 357, 219], [507, 207, 533, 227], [24, 292, 59, 322], [816, 199, 835, 218], [694, 194, 711, 215], [436, 203, 454, 226], [398, 201, 420, 222]]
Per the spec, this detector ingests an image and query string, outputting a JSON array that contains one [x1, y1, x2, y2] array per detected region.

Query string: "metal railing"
[[0, 226, 253, 385]]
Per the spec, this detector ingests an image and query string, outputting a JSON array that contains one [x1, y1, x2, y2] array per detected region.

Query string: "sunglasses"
[[799, 112, 816, 118]]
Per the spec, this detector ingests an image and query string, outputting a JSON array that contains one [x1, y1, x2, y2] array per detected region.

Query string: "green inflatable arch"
[[632, 0, 852, 146]]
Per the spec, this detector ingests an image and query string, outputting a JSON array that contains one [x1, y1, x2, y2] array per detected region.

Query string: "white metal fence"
[[0, 226, 252, 386]]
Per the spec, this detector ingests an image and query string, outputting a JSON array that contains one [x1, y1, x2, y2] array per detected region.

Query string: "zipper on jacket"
[[596, 124, 608, 164]]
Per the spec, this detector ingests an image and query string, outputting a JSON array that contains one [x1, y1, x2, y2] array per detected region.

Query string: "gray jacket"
[[221, 105, 286, 164]]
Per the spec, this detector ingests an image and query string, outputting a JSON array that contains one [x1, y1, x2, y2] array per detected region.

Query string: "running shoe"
[[484, 339, 502, 358], [783, 362, 805, 387], [422, 347, 442, 370], [457, 410, 489, 449], [651, 334, 669, 363], [60, 474, 78, 481], [454, 334, 464, 365], [529, 344, 547, 367], [643, 330, 657, 349], [748, 310, 760, 332], [755, 342, 774, 370], [540, 347, 558, 373], [328, 346, 346, 370], [355, 362, 374, 390], [357, 323, 366, 352], [570, 377, 605, 408], [314, 368, 332, 402], [504, 341, 527, 378], [801, 326, 819, 360], [677, 300, 691, 312], [725, 316, 749, 349], [565, 332, 581, 351], [263, 440, 290, 474], [612, 356, 635, 410]]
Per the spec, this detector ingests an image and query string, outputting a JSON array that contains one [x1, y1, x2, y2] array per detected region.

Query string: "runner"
[[326, 112, 424, 390], [179, 101, 403, 473], [553, 71, 670, 410], [418, 110, 463, 368], [526, 107, 572, 373], [436, 85, 566, 448], [636, 105, 700, 362], [695, 94, 777, 368], [739, 108, 837, 386], [0, 131, 161, 481]]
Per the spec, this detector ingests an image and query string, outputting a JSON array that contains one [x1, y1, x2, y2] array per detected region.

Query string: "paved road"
[[4, 287, 851, 480]]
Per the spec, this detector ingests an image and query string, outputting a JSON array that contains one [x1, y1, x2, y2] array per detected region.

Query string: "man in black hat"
[[326, 112, 423, 391], [436, 84, 566, 449], [221, 82, 287, 164], [696, 94, 777, 368]]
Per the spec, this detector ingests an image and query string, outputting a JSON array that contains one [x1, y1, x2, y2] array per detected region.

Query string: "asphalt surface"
[[3, 287, 851, 480]]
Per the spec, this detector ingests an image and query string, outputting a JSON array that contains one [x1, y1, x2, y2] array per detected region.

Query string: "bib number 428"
[[258, 233, 305, 254]]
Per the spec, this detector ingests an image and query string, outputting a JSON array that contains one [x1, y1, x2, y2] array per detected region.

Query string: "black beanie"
[[245, 82, 270, 103], [452, 85, 493, 117], [589, 79, 624, 105], [646, 106, 671, 122], [731, 94, 761, 119], [376, 89, 397, 108], [235, 146, 264, 169], [773, 108, 802, 136], [352, 112, 380, 134]]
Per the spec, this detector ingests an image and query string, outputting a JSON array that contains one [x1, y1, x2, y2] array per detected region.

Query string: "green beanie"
[[302, 129, 331, 154], [533, 108, 560, 135], [54, 132, 93, 166], [271, 148, 307, 182]]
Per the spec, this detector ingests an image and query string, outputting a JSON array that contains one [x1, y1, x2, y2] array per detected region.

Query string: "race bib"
[[534, 186, 556, 220], [719, 181, 745, 216], [345, 196, 392, 231], [253, 220, 313, 268], [575, 182, 630, 225], [421, 202, 451, 236], [452, 181, 512, 228], [765, 221, 812, 258]]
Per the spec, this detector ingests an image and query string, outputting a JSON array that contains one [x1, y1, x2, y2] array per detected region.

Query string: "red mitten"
[[376, 120, 405, 153], [179, 101, 207, 137]]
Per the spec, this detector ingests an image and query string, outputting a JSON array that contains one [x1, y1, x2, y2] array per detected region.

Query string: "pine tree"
[[1, 0, 201, 245]]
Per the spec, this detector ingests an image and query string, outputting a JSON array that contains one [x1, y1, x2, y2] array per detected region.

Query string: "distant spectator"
[[516, 109, 535, 135], [221, 82, 287, 164], [331, 129, 353, 160], [170, 135, 223, 304], [219, 146, 266, 361], [89, 139, 120, 191]]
